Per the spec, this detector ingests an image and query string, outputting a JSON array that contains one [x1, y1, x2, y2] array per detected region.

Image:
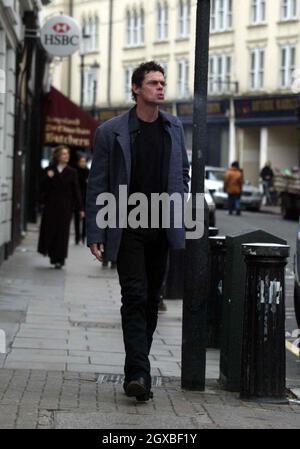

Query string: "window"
[[126, 8, 145, 46], [83, 70, 97, 106], [157, 2, 168, 40], [281, 0, 297, 20], [210, 0, 232, 32], [208, 55, 231, 94], [82, 15, 99, 53], [91, 16, 99, 51], [250, 48, 265, 89], [178, 0, 191, 38], [125, 67, 134, 102], [251, 0, 266, 24], [280, 45, 296, 87], [177, 60, 189, 98], [157, 61, 168, 93]]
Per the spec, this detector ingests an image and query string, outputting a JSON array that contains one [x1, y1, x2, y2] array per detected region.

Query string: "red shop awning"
[[43, 87, 99, 148]]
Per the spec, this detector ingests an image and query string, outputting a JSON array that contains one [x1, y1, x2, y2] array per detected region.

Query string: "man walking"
[[86, 61, 190, 401], [260, 161, 274, 206], [224, 161, 243, 215]]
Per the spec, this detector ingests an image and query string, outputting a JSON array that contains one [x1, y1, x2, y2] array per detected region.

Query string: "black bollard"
[[209, 227, 219, 237], [240, 243, 290, 403], [207, 236, 226, 348]]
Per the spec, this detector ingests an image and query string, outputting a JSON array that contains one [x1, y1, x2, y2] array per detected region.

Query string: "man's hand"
[[89, 243, 105, 262], [80, 211, 85, 219]]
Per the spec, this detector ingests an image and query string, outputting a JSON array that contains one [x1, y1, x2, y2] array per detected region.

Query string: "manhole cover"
[[97, 374, 162, 387]]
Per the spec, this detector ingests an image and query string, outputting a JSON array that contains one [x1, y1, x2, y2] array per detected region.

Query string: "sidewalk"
[[260, 204, 281, 215], [0, 225, 299, 428]]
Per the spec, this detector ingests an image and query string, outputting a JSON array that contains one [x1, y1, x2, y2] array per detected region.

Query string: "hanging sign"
[[40, 15, 81, 57]]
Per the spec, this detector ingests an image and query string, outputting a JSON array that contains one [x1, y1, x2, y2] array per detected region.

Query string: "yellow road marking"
[[286, 340, 300, 357]]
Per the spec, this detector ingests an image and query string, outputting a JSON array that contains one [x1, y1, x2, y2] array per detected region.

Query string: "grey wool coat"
[[86, 107, 190, 262]]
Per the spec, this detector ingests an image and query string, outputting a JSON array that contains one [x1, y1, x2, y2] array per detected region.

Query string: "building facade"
[[0, 0, 49, 265], [44, 0, 300, 186]]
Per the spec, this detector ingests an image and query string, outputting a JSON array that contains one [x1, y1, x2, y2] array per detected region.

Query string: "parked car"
[[188, 166, 216, 227], [205, 166, 262, 211]]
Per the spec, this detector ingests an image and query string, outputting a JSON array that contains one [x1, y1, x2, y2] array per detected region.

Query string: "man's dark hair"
[[131, 61, 165, 101], [231, 161, 239, 169]]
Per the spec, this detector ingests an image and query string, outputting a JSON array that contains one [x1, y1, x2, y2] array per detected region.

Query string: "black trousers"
[[74, 211, 86, 243], [117, 227, 169, 387]]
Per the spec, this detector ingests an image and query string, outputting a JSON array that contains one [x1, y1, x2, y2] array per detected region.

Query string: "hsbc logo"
[[41, 15, 81, 57], [52, 23, 71, 33]]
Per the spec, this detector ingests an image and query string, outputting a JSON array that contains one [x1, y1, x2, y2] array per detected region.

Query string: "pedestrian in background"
[[260, 161, 275, 206], [74, 154, 89, 245], [86, 61, 190, 401], [224, 161, 243, 215], [38, 145, 84, 269]]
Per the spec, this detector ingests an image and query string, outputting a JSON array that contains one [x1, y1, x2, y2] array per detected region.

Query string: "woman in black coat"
[[38, 145, 84, 268]]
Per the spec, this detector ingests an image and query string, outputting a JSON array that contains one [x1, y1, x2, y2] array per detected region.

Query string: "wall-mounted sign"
[[235, 94, 298, 120], [40, 15, 81, 57]]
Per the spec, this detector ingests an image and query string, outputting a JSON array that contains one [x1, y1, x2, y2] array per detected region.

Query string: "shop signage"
[[43, 87, 98, 148], [40, 15, 81, 57], [235, 94, 298, 120]]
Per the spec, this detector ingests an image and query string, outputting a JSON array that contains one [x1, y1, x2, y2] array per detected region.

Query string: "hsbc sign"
[[40, 15, 81, 57]]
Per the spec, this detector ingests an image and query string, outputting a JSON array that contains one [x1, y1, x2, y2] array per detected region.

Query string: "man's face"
[[133, 71, 165, 105]]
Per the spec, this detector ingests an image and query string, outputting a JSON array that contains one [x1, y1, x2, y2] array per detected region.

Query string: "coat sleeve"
[[86, 125, 110, 246], [179, 123, 190, 194], [39, 167, 53, 205]]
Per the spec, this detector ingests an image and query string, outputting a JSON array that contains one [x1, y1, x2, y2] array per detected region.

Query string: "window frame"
[[83, 69, 98, 107], [250, 48, 265, 90], [177, 59, 190, 98], [208, 54, 232, 94], [280, 44, 296, 88], [210, 0, 233, 32], [157, 2, 169, 41], [178, 0, 191, 38], [124, 67, 134, 102], [251, 0, 266, 25], [281, 0, 297, 21]]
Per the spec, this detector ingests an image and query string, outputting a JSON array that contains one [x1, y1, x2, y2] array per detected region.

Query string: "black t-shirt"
[[130, 116, 165, 197]]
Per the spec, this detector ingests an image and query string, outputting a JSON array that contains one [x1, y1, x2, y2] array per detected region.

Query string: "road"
[[215, 208, 300, 388]]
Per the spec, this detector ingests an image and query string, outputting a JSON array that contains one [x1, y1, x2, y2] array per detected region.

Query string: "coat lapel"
[[113, 111, 131, 184]]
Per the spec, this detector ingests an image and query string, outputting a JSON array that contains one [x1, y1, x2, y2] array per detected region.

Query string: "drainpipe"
[[107, 0, 113, 106], [68, 0, 74, 98]]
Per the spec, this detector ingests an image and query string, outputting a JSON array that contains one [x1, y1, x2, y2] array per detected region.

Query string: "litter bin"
[[219, 229, 287, 392], [240, 243, 290, 403]]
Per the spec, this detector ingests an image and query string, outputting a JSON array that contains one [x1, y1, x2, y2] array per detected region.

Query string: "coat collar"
[[111, 106, 179, 136]]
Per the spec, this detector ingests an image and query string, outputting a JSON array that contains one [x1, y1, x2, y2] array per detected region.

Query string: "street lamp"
[[90, 61, 100, 117], [80, 33, 91, 107]]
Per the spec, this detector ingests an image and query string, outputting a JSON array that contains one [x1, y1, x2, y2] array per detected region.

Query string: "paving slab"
[[0, 224, 298, 429]]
